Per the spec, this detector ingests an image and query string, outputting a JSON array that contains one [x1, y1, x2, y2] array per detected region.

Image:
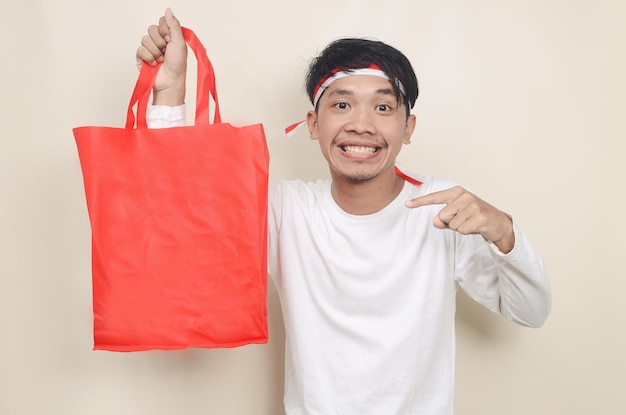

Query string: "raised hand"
[[406, 186, 515, 253], [135, 8, 187, 106]]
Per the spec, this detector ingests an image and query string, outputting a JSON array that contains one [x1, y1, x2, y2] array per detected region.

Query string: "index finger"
[[405, 186, 463, 208]]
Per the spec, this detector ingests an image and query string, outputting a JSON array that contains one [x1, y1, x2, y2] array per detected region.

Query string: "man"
[[137, 9, 551, 415]]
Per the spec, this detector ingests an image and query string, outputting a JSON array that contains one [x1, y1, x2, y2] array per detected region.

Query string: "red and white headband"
[[285, 64, 406, 137], [312, 64, 406, 108]]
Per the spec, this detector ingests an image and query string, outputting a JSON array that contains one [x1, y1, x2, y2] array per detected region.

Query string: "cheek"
[[318, 136, 336, 156], [314, 121, 340, 143], [382, 123, 410, 145]]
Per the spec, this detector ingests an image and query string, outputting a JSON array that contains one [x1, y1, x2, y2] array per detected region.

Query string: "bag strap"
[[126, 27, 222, 129]]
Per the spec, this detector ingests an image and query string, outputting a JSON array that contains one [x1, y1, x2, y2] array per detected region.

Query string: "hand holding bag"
[[73, 27, 269, 352]]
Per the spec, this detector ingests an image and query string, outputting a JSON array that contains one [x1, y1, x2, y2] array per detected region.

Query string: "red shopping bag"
[[73, 27, 269, 351]]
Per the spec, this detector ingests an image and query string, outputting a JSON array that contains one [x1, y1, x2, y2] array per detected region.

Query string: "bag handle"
[[126, 27, 222, 129]]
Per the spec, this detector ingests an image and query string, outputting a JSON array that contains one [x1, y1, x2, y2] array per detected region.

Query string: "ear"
[[403, 114, 416, 145], [306, 110, 319, 140]]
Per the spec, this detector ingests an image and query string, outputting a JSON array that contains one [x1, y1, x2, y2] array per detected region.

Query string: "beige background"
[[1, 0, 624, 414]]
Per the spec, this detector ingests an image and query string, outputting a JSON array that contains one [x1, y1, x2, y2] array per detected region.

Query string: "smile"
[[341, 145, 380, 155]]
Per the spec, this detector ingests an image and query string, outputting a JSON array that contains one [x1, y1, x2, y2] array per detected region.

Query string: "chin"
[[333, 168, 379, 183]]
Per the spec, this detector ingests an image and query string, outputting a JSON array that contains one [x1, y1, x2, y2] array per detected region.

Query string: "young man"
[[137, 9, 551, 415]]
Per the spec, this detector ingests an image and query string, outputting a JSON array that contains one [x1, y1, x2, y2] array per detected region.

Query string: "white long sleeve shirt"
[[147, 106, 551, 415]]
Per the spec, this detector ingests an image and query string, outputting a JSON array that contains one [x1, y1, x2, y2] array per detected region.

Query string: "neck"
[[330, 170, 406, 215]]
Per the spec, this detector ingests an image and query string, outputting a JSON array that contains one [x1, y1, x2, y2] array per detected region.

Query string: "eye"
[[335, 101, 349, 110], [376, 104, 392, 112]]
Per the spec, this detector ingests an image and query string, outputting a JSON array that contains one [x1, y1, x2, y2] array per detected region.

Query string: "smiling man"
[[307, 66, 415, 214], [137, 9, 551, 415]]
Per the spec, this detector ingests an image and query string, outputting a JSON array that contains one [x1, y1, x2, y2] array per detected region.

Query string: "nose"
[[344, 107, 376, 135]]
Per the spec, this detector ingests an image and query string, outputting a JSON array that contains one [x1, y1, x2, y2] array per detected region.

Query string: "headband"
[[285, 64, 406, 137], [312, 64, 406, 108]]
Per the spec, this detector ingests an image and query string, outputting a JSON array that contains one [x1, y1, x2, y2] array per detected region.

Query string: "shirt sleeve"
[[146, 105, 187, 128], [455, 222, 552, 328]]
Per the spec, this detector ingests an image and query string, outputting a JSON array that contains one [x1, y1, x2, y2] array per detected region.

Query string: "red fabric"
[[394, 165, 423, 186], [73, 28, 269, 351]]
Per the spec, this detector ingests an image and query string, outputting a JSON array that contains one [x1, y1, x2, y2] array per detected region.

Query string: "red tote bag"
[[73, 27, 269, 351]]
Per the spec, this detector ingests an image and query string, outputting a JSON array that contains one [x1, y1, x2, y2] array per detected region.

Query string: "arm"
[[136, 8, 188, 106], [458, 223, 551, 327], [406, 187, 551, 327]]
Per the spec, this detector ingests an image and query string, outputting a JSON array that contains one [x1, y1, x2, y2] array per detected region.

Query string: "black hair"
[[305, 38, 419, 116]]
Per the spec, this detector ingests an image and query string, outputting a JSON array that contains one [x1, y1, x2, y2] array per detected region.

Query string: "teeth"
[[342, 145, 377, 154]]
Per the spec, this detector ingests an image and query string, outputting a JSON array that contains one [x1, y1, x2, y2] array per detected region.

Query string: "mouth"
[[340, 145, 381, 155]]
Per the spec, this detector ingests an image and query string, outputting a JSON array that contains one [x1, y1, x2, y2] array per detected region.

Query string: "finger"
[[444, 202, 484, 235], [157, 15, 170, 43], [446, 210, 472, 233], [436, 205, 461, 227], [433, 209, 472, 232], [158, 8, 182, 43], [137, 33, 164, 67], [162, 8, 184, 44], [136, 49, 150, 69], [405, 191, 447, 209], [405, 186, 464, 209], [432, 215, 448, 230], [136, 43, 161, 67], [147, 24, 168, 54]]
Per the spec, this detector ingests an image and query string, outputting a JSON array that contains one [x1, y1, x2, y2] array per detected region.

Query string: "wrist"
[[491, 215, 515, 254], [153, 81, 186, 106]]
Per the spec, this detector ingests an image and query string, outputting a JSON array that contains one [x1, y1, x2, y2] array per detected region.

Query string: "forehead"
[[324, 75, 395, 96]]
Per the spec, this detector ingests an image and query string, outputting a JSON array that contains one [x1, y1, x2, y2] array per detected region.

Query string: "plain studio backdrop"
[[1, 1, 624, 414]]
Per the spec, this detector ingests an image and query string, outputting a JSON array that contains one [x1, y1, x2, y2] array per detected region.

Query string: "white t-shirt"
[[268, 176, 549, 415]]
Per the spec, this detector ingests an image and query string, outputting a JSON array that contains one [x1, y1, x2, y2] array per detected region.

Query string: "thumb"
[[164, 8, 184, 44]]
